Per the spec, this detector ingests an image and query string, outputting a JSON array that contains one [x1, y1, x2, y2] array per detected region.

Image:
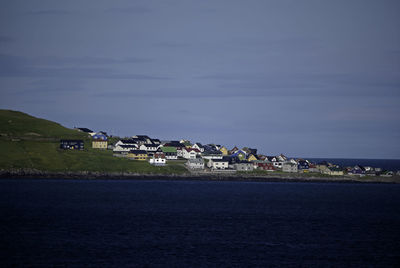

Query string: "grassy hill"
[[0, 110, 186, 174]]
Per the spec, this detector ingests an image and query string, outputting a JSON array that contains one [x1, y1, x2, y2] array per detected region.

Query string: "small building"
[[247, 154, 258, 162], [231, 150, 247, 161], [234, 161, 254, 171], [282, 162, 298, 173], [192, 143, 205, 152], [182, 148, 201, 159], [186, 158, 205, 169], [219, 146, 229, 156], [113, 144, 138, 154], [127, 150, 148, 161], [258, 161, 276, 171], [60, 140, 84, 150], [208, 159, 229, 170], [139, 143, 159, 152], [348, 165, 366, 176], [323, 167, 344, 176], [92, 133, 108, 140], [161, 146, 178, 160], [297, 160, 310, 173], [149, 152, 166, 166], [202, 150, 223, 160], [92, 139, 108, 149]]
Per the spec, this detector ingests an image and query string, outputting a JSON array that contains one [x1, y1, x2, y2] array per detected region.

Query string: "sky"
[[0, 0, 399, 159]]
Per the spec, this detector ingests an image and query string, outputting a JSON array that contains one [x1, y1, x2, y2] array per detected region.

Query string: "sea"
[[304, 158, 400, 171], [1, 179, 399, 267]]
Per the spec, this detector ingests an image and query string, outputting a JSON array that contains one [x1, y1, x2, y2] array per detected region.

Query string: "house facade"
[[161, 146, 178, 160], [149, 152, 166, 166], [208, 159, 229, 170], [186, 158, 205, 169], [92, 139, 108, 149], [282, 162, 298, 173], [127, 150, 148, 160], [219, 146, 229, 156], [182, 148, 201, 159], [257, 161, 276, 171], [234, 161, 254, 171]]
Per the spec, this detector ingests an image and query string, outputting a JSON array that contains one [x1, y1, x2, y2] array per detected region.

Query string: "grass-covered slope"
[[0, 110, 186, 174], [0, 110, 87, 139]]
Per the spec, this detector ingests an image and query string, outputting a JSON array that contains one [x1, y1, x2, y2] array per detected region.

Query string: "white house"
[[182, 148, 201, 159], [208, 159, 229, 170], [186, 158, 205, 169], [113, 144, 138, 154], [139, 143, 159, 152], [149, 152, 166, 166], [115, 139, 139, 147], [192, 143, 205, 152]]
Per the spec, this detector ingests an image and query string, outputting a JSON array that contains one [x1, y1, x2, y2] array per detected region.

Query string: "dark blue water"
[[1, 179, 400, 267], [307, 158, 400, 171]]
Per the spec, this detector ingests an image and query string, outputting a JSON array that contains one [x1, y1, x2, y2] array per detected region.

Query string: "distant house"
[[192, 143, 204, 152], [92, 139, 108, 149], [186, 158, 205, 169], [113, 144, 138, 154], [282, 162, 298, 173], [92, 133, 107, 140], [208, 159, 229, 170], [348, 165, 365, 176], [60, 140, 84, 150], [276, 154, 287, 162], [202, 150, 223, 160], [231, 150, 246, 161], [75, 127, 93, 134], [219, 146, 229, 156], [161, 146, 178, 160], [132, 135, 152, 144], [150, 139, 161, 145], [247, 154, 258, 162], [115, 139, 139, 147], [297, 160, 310, 172], [182, 148, 201, 159], [233, 161, 254, 171], [229, 146, 239, 155], [257, 161, 276, 171], [322, 167, 344, 176], [242, 147, 257, 156], [127, 150, 148, 161], [149, 152, 166, 166], [139, 143, 159, 152]]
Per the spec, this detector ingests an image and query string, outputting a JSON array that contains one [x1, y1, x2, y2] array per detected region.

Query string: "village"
[[59, 128, 397, 178]]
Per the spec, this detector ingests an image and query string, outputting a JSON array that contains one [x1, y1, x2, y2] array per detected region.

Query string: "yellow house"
[[219, 146, 228, 156], [247, 154, 258, 162], [92, 139, 108, 149], [127, 150, 148, 161]]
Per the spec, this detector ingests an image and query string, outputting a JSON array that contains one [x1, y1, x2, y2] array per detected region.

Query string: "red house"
[[257, 162, 276, 171]]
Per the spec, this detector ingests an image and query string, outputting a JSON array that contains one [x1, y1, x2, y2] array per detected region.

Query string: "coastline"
[[1, 169, 399, 184]]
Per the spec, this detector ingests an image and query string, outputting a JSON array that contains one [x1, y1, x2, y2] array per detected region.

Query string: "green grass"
[[0, 110, 187, 174]]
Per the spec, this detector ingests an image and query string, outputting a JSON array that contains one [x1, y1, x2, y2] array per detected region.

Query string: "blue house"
[[297, 160, 309, 172], [92, 133, 108, 141]]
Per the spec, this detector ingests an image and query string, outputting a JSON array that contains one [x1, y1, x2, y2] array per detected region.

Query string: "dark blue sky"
[[1, 0, 399, 158]]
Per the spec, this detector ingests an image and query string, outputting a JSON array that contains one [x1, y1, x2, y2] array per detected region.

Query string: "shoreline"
[[1, 169, 399, 184]]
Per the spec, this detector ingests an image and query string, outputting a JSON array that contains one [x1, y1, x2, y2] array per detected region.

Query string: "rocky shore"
[[1, 168, 399, 184]]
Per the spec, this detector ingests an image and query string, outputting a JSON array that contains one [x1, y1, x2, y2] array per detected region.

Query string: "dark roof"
[[135, 135, 150, 140], [120, 145, 137, 148], [129, 150, 147, 154], [60, 139, 84, 142], [143, 143, 157, 147], [120, 139, 139, 144], [212, 159, 229, 163], [76, 128, 93, 133]]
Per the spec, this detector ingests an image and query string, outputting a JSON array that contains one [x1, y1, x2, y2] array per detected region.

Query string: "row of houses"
[[60, 132, 397, 176]]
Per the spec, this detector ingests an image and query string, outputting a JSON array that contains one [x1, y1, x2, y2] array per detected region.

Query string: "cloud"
[[0, 35, 14, 43], [0, 54, 167, 80], [25, 9, 72, 15], [105, 6, 152, 14]]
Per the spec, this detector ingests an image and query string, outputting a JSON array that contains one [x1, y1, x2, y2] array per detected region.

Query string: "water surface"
[[1, 179, 399, 267]]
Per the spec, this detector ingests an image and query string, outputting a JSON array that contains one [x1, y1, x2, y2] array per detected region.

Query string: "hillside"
[[0, 110, 186, 174], [0, 110, 88, 140]]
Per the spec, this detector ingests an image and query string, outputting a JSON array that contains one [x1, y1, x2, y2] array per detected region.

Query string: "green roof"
[[161, 146, 177, 153]]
